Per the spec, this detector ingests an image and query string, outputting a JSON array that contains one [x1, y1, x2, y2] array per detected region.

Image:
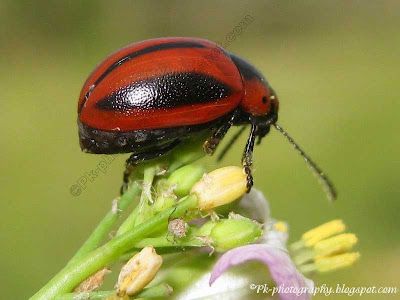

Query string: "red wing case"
[[78, 37, 243, 131]]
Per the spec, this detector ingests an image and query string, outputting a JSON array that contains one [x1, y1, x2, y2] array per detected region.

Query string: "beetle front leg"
[[203, 110, 240, 155], [242, 124, 257, 192]]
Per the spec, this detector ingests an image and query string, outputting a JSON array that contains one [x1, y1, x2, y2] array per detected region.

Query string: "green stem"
[[133, 235, 204, 248], [298, 263, 318, 274], [136, 282, 173, 298], [67, 181, 141, 266], [115, 205, 139, 236], [56, 283, 173, 299], [293, 249, 315, 266], [30, 195, 197, 300], [66, 181, 141, 266], [134, 164, 157, 226]]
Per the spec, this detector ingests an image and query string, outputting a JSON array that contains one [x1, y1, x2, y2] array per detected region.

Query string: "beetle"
[[78, 37, 336, 200]]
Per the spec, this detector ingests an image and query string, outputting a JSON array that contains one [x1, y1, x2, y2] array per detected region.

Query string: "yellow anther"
[[302, 220, 345, 247], [315, 252, 360, 272], [273, 221, 288, 233], [314, 233, 357, 259]]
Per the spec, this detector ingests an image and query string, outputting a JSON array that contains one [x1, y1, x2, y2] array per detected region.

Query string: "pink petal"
[[210, 244, 313, 300]]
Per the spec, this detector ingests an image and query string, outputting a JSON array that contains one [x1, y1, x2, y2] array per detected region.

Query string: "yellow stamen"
[[302, 220, 345, 247], [273, 221, 288, 233], [315, 252, 360, 272], [314, 233, 357, 258]]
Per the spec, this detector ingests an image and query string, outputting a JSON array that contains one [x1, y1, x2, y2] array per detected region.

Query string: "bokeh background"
[[1, 1, 399, 299]]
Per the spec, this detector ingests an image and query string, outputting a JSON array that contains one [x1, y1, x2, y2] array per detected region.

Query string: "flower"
[[210, 244, 314, 300], [209, 189, 314, 300]]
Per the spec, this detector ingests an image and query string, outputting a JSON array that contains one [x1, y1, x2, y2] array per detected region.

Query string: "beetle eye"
[[262, 96, 267, 104]]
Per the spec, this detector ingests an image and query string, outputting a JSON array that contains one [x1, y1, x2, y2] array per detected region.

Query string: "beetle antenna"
[[273, 123, 337, 202], [217, 126, 247, 162]]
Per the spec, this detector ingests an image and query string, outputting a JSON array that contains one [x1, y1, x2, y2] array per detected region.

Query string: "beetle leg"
[[120, 140, 181, 195], [242, 124, 257, 192], [126, 140, 181, 165], [217, 125, 247, 162], [203, 110, 240, 155], [120, 164, 137, 195]]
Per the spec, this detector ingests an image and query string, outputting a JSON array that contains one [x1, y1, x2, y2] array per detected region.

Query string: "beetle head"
[[229, 53, 279, 132]]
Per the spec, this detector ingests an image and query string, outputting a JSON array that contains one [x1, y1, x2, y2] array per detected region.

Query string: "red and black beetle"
[[78, 37, 336, 200]]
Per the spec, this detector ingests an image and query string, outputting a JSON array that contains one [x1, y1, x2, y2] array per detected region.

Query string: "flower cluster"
[[31, 139, 359, 300]]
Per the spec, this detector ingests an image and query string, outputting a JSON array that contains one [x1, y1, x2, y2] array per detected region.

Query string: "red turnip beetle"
[[78, 37, 336, 200]]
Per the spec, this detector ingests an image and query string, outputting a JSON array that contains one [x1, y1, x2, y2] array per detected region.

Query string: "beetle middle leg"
[[242, 124, 257, 192], [203, 110, 240, 155], [120, 140, 181, 195]]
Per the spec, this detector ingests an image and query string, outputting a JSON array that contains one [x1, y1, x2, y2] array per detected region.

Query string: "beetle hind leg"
[[242, 125, 257, 192], [120, 164, 136, 195], [120, 140, 181, 195]]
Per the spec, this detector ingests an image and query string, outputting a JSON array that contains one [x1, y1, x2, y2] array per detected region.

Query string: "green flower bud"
[[168, 165, 205, 197], [210, 219, 262, 252], [197, 221, 217, 236]]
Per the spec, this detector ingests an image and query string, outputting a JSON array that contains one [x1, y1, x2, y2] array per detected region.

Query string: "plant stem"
[[133, 235, 204, 248], [66, 181, 141, 266], [115, 164, 157, 236], [55, 283, 173, 299], [30, 195, 197, 300], [132, 164, 157, 227]]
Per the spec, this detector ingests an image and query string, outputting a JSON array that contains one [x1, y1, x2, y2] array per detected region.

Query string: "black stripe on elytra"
[[95, 72, 232, 111], [79, 41, 206, 114]]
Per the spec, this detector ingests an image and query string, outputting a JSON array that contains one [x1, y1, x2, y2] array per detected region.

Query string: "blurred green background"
[[1, 1, 399, 299]]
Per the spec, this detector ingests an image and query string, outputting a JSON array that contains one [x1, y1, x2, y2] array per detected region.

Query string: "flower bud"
[[209, 219, 263, 252], [197, 221, 217, 236], [168, 165, 205, 197], [190, 166, 247, 210], [117, 246, 162, 296]]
